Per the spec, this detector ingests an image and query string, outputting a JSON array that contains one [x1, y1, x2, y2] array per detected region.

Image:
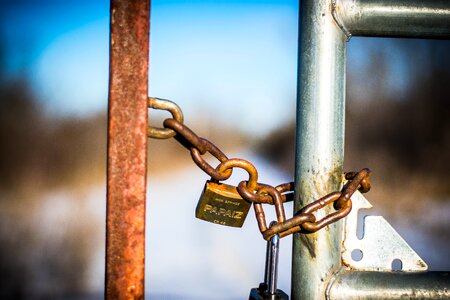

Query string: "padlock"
[[195, 180, 251, 227], [249, 228, 289, 300]]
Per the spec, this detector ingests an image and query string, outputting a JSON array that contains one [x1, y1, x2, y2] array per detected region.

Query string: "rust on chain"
[[299, 192, 351, 233], [163, 118, 232, 180], [249, 185, 287, 233], [276, 182, 295, 202], [263, 213, 315, 240], [254, 203, 268, 233], [147, 98, 184, 139], [336, 168, 371, 208], [261, 169, 371, 240], [237, 181, 294, 204], [217, 158, 259, 191], [191, 141, 232, 181], [190, 148, 228, 180], [257, 185, 286, 223], [147, 99, 372, 241], [106, 0, 150, 299], [163, 118, 204, 151]]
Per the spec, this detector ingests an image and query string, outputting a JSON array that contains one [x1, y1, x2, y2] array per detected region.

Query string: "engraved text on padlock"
[[196, 180, 251, 227]]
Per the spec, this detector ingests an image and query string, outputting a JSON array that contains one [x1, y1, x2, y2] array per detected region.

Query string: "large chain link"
[[148, 97, 371, 240]]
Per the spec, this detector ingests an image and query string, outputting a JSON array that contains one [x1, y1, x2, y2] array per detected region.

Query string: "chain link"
[[147, 97, 184, 139], [148, 98, 372, 240]]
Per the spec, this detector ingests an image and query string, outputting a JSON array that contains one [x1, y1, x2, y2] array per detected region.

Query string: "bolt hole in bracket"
[[341, 190, 427, 272]]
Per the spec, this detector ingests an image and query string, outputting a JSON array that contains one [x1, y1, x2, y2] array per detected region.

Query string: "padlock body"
[[249, 287, 289, 300], [196, 180, 251, 227]]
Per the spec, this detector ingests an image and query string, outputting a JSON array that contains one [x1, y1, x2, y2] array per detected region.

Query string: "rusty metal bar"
[[106, 0, 150, 299]]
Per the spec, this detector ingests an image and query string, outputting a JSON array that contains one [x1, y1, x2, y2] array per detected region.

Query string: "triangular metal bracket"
[[341, 190, 428, 271]]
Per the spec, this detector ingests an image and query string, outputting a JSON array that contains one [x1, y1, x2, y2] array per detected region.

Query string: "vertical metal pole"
[[292, 0, 347, 299], [106, 0, 150, 299]]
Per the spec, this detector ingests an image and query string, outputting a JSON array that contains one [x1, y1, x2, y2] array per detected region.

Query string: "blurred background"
[[0, 0, 449, 299]]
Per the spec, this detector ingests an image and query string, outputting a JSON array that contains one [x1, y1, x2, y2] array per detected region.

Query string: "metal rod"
[[293, 0, 347, 299], [105, 0, 150, 299], [268, 234, 280, 295], [327, 271, 450, 299], [264, 234, 272, 289], [265, 221, 278, 290], [335, 0, 450, 38]]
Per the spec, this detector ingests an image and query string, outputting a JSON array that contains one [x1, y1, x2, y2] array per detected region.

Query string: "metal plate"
[[342, 191, 428, 271]]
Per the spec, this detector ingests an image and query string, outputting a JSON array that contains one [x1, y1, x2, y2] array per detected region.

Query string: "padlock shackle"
[[264, 238, 272, 288], [268, 234, 280, 295]]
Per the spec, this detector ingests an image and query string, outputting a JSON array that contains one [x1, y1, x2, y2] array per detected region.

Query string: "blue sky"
[[1, 1, 109, 114], [1, 0, 410, 136], [1, 0, 300, 135]]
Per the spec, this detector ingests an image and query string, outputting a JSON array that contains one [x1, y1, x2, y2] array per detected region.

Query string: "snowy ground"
[[57, 151, 448, 299]]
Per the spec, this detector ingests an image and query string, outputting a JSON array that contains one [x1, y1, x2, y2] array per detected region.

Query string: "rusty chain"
[[147, 97, 371, 240]]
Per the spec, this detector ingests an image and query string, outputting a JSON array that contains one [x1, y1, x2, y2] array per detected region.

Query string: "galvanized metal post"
[[327, 271, 450, 299], [106, 0, 150, 299], [293, 1, 347, 299], [293, 0, 450, 299], [335, 0, 450, 38]]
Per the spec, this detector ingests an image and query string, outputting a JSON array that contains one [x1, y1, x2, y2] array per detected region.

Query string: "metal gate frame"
[[104, 0, 450, 299], [294, 1, 450, 299]]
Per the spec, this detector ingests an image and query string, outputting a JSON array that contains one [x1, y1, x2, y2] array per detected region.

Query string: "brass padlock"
[[196, 180, 251, 227]]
